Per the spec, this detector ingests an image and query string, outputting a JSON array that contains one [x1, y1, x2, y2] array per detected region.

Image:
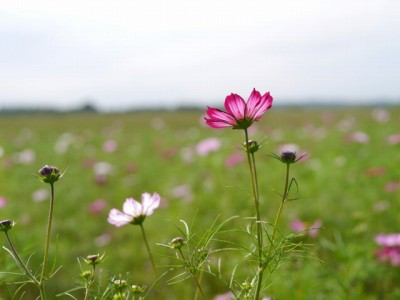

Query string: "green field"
[[1, 107, 400, 299]]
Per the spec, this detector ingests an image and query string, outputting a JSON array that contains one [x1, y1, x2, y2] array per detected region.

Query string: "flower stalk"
[[243, 130, 264, 300], [140, 223, 158, 279], [176, 247, 206, 300], [39, 182, 55, 299], [265, 162, 290, 267], [3, 228, 39, 285]]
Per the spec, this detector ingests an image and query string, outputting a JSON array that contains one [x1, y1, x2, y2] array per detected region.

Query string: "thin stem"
[[139, 224, 158, 278], [83, 265, 96, 300], [178, 248, 206, 300], [242, 129, 263, 300], [39, 182, 55, 299], [265, 163, 291, 268], [4, 232, 39, 285], [194, 267, 205, 300]]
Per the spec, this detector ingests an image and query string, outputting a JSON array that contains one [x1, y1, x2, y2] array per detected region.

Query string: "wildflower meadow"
[[0, 93, 400, 299]]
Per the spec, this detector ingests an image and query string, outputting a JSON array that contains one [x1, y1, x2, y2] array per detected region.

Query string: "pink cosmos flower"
[[291, 219, 322, 238], [387, 134, 400, 145], [214, 291, 234, 300], [375, 233, 400, 247], [346, 131, 369, 144], [205, 88, 273, 129], [89, 199, 107, 214], [375, 233, 400, 266], [385, 181, 400, 193], [0, 197, 7, 208], [196, 137, 221, 156], [103, 139, 118, 153], [108, 193, 160, 227], [225, 152, 244, 168]]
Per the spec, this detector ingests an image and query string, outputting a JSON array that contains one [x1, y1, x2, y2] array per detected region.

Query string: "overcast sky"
[[0, 0, 399, 110]]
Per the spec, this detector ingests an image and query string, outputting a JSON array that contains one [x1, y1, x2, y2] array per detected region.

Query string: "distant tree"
[[78, 102, 97, 113]]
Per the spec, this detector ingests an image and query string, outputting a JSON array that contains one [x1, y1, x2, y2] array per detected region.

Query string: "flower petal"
[[108, 209, 133, 227], [141, 192, 160, 216], [252, 92, 273, 121], [123, 198, 142, 217], [205, 107, 236, 128], [224, 94, 246, 120], [245, 88, 262, 119]]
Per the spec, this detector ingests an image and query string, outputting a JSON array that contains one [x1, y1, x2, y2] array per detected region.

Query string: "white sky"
[[0, 0, 399, 110]]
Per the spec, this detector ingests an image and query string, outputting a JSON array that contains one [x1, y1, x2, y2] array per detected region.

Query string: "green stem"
[[265, 163, 291, 269], [242, 129, 263, 300], [4, 232, 39, 285], [39, 182, 55, 298], [83, 265, 95, 300], [178, 249, 206, 300], [140, 224, 158, 278]]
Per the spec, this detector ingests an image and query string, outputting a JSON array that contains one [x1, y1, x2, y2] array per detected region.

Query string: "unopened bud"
[[81, 270, 92, 280], [241, 280, 252, 292], [0, 220, 14, 232], [84, 253, 105, 266], [281, 151, 297, 164], [113, 279, 128, 293], [130, 284, 145, 295], [38, 165, 63, 184], [170, 237, 185, 249], [243, 140, 260, 154]]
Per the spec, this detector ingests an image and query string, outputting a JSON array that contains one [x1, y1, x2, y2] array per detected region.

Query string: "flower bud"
[[243, 140, 260, 154], [281, 151, 297, 164], [84, 253, 105, 266], [241, 280, 252, 292], [0, 220, 14, 232], [170, 237, 185, 249], [80, 270, 92, 280], [113, 279, 128, 293], [38, 165, 63, 184], [130, 284, 145, 295], [112, 293, 126, 300]]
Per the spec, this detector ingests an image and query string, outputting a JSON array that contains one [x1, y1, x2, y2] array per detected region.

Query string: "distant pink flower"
[[214, 291, 234, 300], [278, 143, 299, 153], [205, 88, 273, 129], [375, 247, 400, 266], [93, 162, 113, 176], [108, 193, 160, 227], [103, 139, 118, 153], [375, 233, 400, 266], [372, 108, 390, 123], [89, 199, 107, 214], [375, 233, 400, 247], [291, 219, 322, 238], [0, 197, 7, 208], [387, 134, 400, 145], [196, 137, 221, 156], [225, 152, 244, 168], [346, 131, 369, 144], [95, 232, 112, 247], [93, 162, 113, 185], [385, 181, 400, 192], [171, 184, 193, 202], [32, 188, 49, 202], [14, 149, 36, 164]]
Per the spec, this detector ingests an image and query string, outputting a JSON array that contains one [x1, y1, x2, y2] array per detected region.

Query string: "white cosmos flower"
[[108, 193, 160, 227]]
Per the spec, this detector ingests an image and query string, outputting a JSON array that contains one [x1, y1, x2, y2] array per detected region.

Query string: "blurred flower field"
[[0, 107, 400, 299]]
